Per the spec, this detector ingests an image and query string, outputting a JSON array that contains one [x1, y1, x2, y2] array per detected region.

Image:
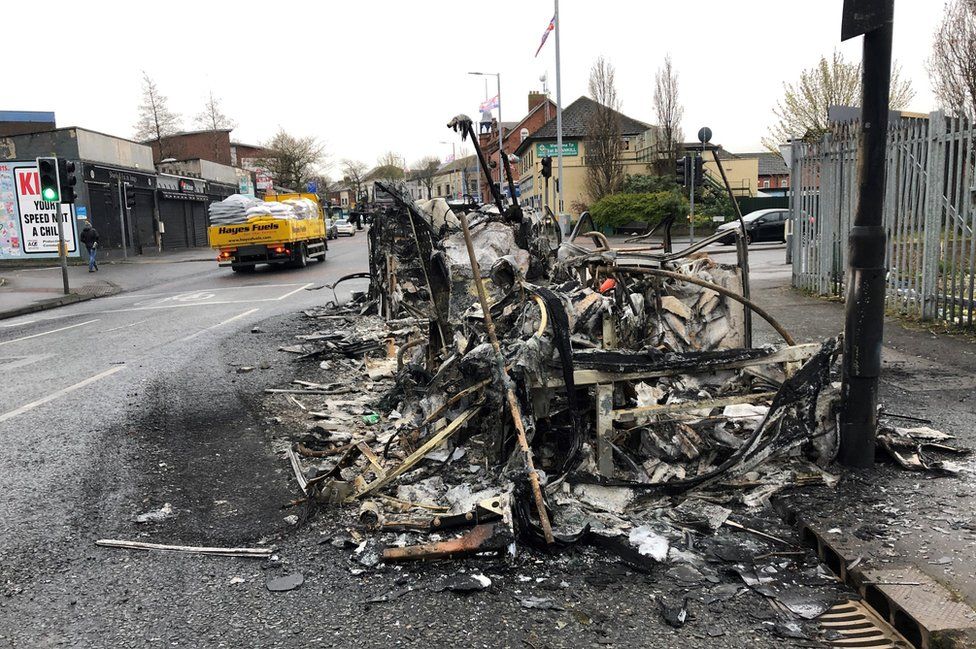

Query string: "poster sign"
[[255, 169, 273, 191], [535, 141, 578, 157], [0, 162, 78, 258]]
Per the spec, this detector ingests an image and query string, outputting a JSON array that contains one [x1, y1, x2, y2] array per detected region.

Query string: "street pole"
[[554, 0, 564, 215], [55, 203, 69, 294], [117, 178, 128, 261], [839, 0, 893, 468], [688, 154, 696, 245], [496, 73, 502, 206]]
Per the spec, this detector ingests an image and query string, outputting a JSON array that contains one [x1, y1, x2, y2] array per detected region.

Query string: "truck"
[[207, 193, 328, 272]]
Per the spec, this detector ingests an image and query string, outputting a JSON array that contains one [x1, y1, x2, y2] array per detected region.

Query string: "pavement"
[[1, 233, 975, 647], [744, 248, 976, 644], [0, 248, 217, 320]]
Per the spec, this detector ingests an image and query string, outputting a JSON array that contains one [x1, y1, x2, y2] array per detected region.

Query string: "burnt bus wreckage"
[[294, 115, 960, 571]]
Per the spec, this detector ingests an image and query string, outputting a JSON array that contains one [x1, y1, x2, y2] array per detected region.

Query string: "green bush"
[[589, 191, 688, 229], [621, 174, 678, 194]]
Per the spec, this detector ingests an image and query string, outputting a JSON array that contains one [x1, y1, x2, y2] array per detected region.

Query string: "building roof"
[[436, 154, 478, 174], [531, 97, 649, 139], [515, 96, 650, 154], [163, 128, 234, 137], [0, 110, 55, 122], [739, 151, 790, 176], [680, 142, 738, 160]]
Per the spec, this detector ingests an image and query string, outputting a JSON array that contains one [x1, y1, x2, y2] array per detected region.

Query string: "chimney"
[[528, 91, 546, 112]]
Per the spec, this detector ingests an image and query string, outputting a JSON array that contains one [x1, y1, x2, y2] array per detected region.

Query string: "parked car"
[[325, 218, 339, 240], [335, 218, 357, 236], [716, 208, 789, 244]]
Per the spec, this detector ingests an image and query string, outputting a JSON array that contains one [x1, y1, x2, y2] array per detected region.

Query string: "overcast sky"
[[1, 0, 941, 174]]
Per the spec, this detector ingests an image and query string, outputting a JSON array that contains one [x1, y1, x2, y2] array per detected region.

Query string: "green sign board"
[[535, 141, 578, 157]]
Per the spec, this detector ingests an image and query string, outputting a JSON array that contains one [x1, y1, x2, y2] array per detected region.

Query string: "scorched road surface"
[[0, 237, 819, 648]]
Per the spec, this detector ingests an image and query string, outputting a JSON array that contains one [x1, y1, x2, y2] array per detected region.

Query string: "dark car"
[[717, 208, 789, 244]]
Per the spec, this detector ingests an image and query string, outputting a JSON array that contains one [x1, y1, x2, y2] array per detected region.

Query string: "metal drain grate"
[[821, 600, 913, 648]]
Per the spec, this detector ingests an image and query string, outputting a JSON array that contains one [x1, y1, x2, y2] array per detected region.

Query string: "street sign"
[[841, 0, 893, 40], [535, 142, 578, 157], [0, 162, 78, 258], [306, 181, 317, 194]]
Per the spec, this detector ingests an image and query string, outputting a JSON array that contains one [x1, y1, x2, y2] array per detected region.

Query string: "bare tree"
[[412, 155, 442, 199], [930, 0, 976, 116], [374, 151, 406, 183], [257, 129, 326, 192], [194, 90, 236, 162], [195, 90, 236, 131], [653, 54, 684, 168], [341, 159, 369, 205], [763, 51, 915, 150], [585, 56, 624, 202], [134, 72, 181, 157]]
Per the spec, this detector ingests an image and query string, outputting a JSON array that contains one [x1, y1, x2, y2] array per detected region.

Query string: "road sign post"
[[839, 0, 894, 467], [36, 157, 69, 295]]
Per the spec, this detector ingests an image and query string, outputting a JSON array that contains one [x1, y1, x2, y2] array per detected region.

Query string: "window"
[[761, 180, 770, 188], [781, 177, 789, 187]]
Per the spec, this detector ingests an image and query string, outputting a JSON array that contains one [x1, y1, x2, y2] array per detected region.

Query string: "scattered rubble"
[[253, 116, 967, 637]]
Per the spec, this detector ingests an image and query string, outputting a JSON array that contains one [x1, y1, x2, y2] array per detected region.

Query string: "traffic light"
[[540, 155, 553, 179], [58, 159, 77, 203], [693, 155, 704, 187], [124, 183, 136, 211], [37, 157, 60, 202], [675, 156, 689, 187]]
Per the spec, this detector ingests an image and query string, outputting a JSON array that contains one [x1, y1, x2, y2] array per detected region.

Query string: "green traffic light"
[[42, 187, 58, 201]]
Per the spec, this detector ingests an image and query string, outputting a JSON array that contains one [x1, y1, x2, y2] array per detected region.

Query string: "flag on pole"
[[534, 15, 555, 57], [479, 95, 499, 112]]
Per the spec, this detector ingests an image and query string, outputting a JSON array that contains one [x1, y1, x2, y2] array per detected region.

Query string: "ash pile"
[[275, 117, 963, 616]]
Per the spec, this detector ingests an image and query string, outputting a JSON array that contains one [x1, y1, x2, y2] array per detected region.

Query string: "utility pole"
[[117, 178, 128, 261], [554, 0, 564, 215], [688, 154, 696, 245], [839, 0, 894, 467]]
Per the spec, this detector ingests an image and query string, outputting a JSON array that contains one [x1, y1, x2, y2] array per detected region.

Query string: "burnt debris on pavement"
[[259, 115, 965, 629]]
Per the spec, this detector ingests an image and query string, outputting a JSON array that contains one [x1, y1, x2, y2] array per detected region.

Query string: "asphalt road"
[[0, 237, 820, 648]]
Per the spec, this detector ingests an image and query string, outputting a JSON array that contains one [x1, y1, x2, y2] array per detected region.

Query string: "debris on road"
[[255, 116, 967, 636], [132, 502, 175, 524], [266, 572, 304, 592], [95, 539, 273, 558]]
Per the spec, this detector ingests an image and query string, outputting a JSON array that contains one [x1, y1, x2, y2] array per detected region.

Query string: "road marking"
[[0, 319, 37, 328], [0, 353, 54, 370], [276, 283, 315, 300], [184, 308, 259, 341], [0, 365, 125, 424], [0, 319, 99, 348], [103, 317, 154, 333]]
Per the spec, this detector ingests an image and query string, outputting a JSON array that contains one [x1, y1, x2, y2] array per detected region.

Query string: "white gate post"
[[921, 111, 945, 320]]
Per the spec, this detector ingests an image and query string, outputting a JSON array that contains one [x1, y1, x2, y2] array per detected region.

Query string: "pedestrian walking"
[[80, 221, 99, 272]]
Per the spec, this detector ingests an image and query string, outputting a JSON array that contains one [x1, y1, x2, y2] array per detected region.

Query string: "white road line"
[[276, 283, 315, 300], [0, 320, 37, 328], [184, 308, 259, 341], [103, 317, 154, 333], [0, 365, 125, 424], [0, 353, 54, 371], [102, 299, 286, 313], [0, 319, 100, 348]]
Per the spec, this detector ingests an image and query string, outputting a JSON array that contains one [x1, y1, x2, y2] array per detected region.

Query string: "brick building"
[[147, 129, 233, 165], [0, 110, 56, 137], [479, 92, 557, 205]]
